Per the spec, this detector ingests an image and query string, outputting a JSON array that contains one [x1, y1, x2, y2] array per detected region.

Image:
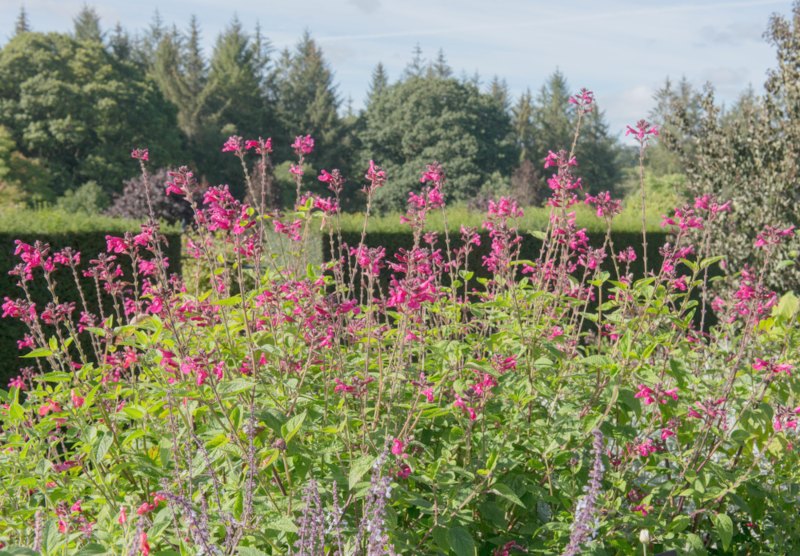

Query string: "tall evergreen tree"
[[532, 69, 574, 163], [648, 76, 701, 175], [275, 31, 340, 171], [488, 76, 510, 113], [198, 18, 272, 195], [575, 104, 621, 194], [429, 49, 452, 78], [136, 10, 166, 65], [73, 4, 102, 43], [366, 62, 389, 106], [14, 6, 31, 36], [108, 23, 132, 60], [404, 43, 425, 78], [511, 89, 535, 163]]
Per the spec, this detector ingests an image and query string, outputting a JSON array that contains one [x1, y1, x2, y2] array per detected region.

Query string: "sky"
[[2, 0, 794, 140]]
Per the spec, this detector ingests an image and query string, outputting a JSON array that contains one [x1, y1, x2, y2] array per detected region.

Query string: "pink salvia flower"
[[221, 135, 243, 154], [292, 135, 315, 155]]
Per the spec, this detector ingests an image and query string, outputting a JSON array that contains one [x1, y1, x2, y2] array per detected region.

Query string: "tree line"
[[0, 5, 623, 213]]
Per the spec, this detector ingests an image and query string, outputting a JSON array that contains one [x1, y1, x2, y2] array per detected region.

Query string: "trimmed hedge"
[[323, 228, 670, 289], [0, 211, 182, 384]]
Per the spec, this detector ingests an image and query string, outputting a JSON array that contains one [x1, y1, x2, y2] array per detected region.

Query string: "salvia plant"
[[0, 89, 798, 556]]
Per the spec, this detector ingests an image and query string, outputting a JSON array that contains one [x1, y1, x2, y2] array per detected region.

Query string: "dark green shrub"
[[0, 209, 181, 384]]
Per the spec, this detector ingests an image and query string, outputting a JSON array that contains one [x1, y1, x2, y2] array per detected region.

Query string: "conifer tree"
[[14, 6, 31, 36], [275, 31, 341, 170], [108, 22, 132, 60], [430, 49, 452, 78], [73, 4, 102, 43], [366, 62, 389, 106]]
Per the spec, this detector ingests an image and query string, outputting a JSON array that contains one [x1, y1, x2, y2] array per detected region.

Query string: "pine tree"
[[511, 89, 535, 163], [648, 76, 701, 175], [184, 16, 206, 95], [275, 31, 341, 170], [404, 43, 425, 78], [575, 104, 621, 194], [108, 23, 132, 60], [366, 62, 389, 106], [488, 76, 510, 113], [73, 4, 102, 43], [429, 49, 452, 78], [14, 6, 31, 35], [532, 69, 574, 163], [137, 10, 166, 65]]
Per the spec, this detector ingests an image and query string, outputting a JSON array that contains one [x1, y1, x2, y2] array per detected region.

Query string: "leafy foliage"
[[359, 74, 517, 210], [0, 108, 797, 554], [0, 32, 183, 194], [662, 3, 800, 292]]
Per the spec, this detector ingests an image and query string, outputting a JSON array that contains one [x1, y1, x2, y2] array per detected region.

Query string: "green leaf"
[[217, 378, 256, 395], [21, 347, 53, 358], [93, 432, 113, 461], [714, 513, 733, 551], [447, 525, 476, 556], [238, 549, 270, 556], [774, 292, 799, 322], [8, 403, 24, 422], [281, 411, 306, 444], [264, 516, 298, 533], [0, 548, 39, 555], [75, 544, 108, 555], [349, 454, 375, 490], [492, 483, 525, 508], [123, 406, 145, 420]]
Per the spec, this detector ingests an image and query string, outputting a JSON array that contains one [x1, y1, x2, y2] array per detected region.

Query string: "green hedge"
[[0, 211, 182, 384], [323, 229, 670, 289]]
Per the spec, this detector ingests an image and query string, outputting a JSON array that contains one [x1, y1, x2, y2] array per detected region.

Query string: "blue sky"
[[3, 0, 793, 139]]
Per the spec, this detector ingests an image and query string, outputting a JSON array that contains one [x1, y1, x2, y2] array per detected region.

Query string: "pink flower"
[[105, 235, 128, 254], [454, 395, 477, 420], [38, 400, 61, 417], [221, 135, 243, 153], [634, 384, 656, 405], [364, 160, 386, 192], [245, 137, 272, 154], [71, 389, 85, 408], [292, 134, 315, 155], [420, 163, 444, 184], [625, 119, 659, 143], [661, 428, 675, 440], [585, 191, 621, 219], [616, 246, 637, 264], [755, 225, 796, 249], [289, 164, 304, 177], [139, 532, 150, 556], [118, 506, 127, 525], [635, 438, 658, 458], [397, 463, 412, 479], [391, 438, 405, 456], [569, 88, 594, 113], [131, 148, 149, 161]]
